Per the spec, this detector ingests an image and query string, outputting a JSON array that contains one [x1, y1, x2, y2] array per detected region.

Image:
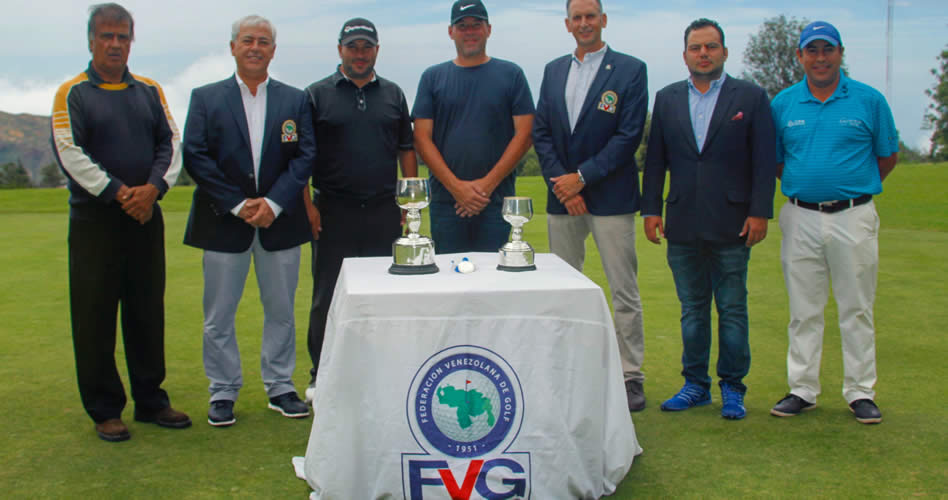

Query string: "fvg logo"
[[403, 345, 530, 499]]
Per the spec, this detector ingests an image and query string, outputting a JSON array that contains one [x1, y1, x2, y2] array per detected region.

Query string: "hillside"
[[0, 110, 54, 182]]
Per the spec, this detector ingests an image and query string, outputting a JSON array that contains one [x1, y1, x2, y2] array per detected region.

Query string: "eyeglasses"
[[355, 87, 366, 112]]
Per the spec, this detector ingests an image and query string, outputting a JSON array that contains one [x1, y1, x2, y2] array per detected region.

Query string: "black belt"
[[789, 194, 872, 214]]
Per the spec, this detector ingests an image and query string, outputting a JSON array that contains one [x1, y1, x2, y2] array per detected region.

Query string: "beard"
[[343, 61, 374, 80]]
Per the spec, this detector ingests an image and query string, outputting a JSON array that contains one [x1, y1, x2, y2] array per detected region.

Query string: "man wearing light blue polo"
[[769, 21, 898, 425]]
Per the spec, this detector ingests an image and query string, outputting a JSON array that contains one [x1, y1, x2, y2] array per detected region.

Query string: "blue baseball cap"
[[799, 21, 842, 49]]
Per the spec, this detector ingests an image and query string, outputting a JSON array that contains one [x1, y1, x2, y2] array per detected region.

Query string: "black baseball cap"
[[339, 18, 378, 45], [451, 0, 489, 24]]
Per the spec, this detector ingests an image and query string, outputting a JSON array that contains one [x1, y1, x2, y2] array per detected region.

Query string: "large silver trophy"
[[497, 196, 536, 272], [389, 177, 439, 275]]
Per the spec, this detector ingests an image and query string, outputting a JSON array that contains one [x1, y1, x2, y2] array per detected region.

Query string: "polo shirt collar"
[[800, 71, 850, 103], [333, 65, 379, 88], [86, 62, 135, 87]]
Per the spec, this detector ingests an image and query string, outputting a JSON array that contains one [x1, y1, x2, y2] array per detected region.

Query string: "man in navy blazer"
[[642, 19, 776, 420], [533, 0, 649, 411], [183, 15, 315, 427]]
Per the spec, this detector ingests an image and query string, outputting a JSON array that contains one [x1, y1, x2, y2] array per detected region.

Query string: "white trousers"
[[202, 232, 301, 402], [548, 213, 644, 382], [779, 201, 879, 404]]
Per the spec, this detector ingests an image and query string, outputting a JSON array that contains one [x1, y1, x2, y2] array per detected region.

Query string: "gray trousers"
[[548, 213, 645, 382], [202, 232, 301, 402]]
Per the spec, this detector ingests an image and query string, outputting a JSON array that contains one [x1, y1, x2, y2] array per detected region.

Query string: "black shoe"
[[849, 399, 882, 424], [208, 400, 236, 427], [268, 392, 310, 418], [625, 380, 646, 412], [770, 394, 816, 417], [135, 406, 192, 429]]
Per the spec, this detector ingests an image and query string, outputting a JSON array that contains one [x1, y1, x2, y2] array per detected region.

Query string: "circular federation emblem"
[[407, 346, 524, 459], [601, 90, 618, 106], [282, 119, 296, 135]]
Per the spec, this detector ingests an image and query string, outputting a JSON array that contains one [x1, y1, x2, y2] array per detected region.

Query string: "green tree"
[[897, 140, 928, 164], [39, 162, 66, 188], [515, 147, 541, 177], [742, 15, 809, 99], [0, 160, 32, 189], [636, 112, 651, 167], [923, 45, 948, 161]]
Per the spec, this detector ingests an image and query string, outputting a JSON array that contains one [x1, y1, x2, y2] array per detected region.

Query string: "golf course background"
[[0, 165, 945, 498]]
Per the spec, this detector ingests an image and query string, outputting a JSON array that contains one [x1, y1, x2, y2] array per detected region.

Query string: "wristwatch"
[[576, 170, 586, 185]]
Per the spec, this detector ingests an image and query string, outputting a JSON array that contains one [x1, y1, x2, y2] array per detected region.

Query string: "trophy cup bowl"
[[389, 177, 439, 275], [497, 196, 536, 272]]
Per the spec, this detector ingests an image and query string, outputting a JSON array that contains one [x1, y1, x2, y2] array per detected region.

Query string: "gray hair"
[[87, 3, 134, 43], [566, 0, 603, 14], [231, 15, 276, 43]]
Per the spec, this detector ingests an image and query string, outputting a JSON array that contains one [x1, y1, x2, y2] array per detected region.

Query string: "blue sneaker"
[[720, 383, 746, 420], [660, 382, 711, 411]]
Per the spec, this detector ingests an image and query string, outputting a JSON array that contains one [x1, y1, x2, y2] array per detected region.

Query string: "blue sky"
[[1, 0, 945, 151]]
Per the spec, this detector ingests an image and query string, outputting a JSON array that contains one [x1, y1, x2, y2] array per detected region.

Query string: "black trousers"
[[68, 206, 170, 423], [307, 196, 401, 375]]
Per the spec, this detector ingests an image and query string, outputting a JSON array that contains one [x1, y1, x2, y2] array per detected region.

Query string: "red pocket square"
[[731, 111, 744, 121]]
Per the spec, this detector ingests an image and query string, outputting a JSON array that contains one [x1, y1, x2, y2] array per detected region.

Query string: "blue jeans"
[[667, 241, 751, 392], [430, 199, 510, 254]]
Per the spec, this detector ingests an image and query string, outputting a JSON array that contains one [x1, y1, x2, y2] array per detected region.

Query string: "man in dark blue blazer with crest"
[[182, 15, 315, 427], [642, 18, 775, 420], [533, 0, 649, 412]]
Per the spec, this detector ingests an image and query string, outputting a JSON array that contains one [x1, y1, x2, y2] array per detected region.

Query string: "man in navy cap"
[[769, 21, 898, 424], [412, 0, 535, 253]]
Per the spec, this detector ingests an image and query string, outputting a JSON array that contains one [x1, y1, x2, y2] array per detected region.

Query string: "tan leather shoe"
[[136, 406, 192, 429], [95, 418, 130, 442]]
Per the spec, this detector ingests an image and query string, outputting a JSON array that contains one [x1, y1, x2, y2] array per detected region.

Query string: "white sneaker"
[[304, 382, 317, 405]]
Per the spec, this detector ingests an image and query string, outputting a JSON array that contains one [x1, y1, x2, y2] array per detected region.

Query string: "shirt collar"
[[333, 65, 379, 88], [85, 62, 134, 87], [800, 71, 849, 103], [235, 73, 270, 94], [687, 73, 727, 94], [571, 43, 608, 65]]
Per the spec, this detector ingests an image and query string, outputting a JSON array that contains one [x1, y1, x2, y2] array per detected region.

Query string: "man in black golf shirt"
[[302, 18, 418, 400]]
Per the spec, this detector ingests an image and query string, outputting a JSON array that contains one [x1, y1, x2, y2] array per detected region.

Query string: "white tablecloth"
[[303, 253, 641, 499]]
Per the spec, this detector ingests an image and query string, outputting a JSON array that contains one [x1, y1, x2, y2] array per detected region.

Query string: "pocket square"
[[731, 111, 744, 121]]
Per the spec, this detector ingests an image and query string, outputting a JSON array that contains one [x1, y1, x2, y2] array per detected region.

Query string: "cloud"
[[0, 79, 63, 117], [161, 54, 236, 127]]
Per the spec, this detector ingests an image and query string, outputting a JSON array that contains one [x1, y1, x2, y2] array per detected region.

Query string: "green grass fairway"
[[1, 165, 946, 498]]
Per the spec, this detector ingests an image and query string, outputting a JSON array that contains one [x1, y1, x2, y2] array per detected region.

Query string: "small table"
[[303, 253, 641, 499]]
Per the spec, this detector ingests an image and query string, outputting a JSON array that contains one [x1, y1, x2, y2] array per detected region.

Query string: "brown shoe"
[[135, 406, 192, 429], [95, 418, 130, 442]]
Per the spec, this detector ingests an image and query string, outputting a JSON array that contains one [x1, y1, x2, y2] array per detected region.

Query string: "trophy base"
[[389, 263, 440, 275], [498, 244, 535, 272], [496, 264, 537, 272]]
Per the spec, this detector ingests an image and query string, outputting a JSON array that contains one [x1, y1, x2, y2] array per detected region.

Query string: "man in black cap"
[[302, 18, 417, 401], [412, 0, 535, 254]]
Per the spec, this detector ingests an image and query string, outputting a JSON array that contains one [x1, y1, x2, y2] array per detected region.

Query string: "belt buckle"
[[818, 200, 840, 211]]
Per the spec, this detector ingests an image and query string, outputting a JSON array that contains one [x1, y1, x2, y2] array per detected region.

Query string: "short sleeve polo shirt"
[[772, 73, 898, 202]]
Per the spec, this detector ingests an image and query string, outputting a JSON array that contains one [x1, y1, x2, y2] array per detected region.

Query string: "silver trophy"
[[497, 196, 536, 272], [389, 177, 438, 275]]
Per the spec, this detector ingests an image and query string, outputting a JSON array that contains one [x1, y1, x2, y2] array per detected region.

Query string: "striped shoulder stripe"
[[132, 73, 183, 189], [51, 72, 89, 127], [131, 73, 180, 140]]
